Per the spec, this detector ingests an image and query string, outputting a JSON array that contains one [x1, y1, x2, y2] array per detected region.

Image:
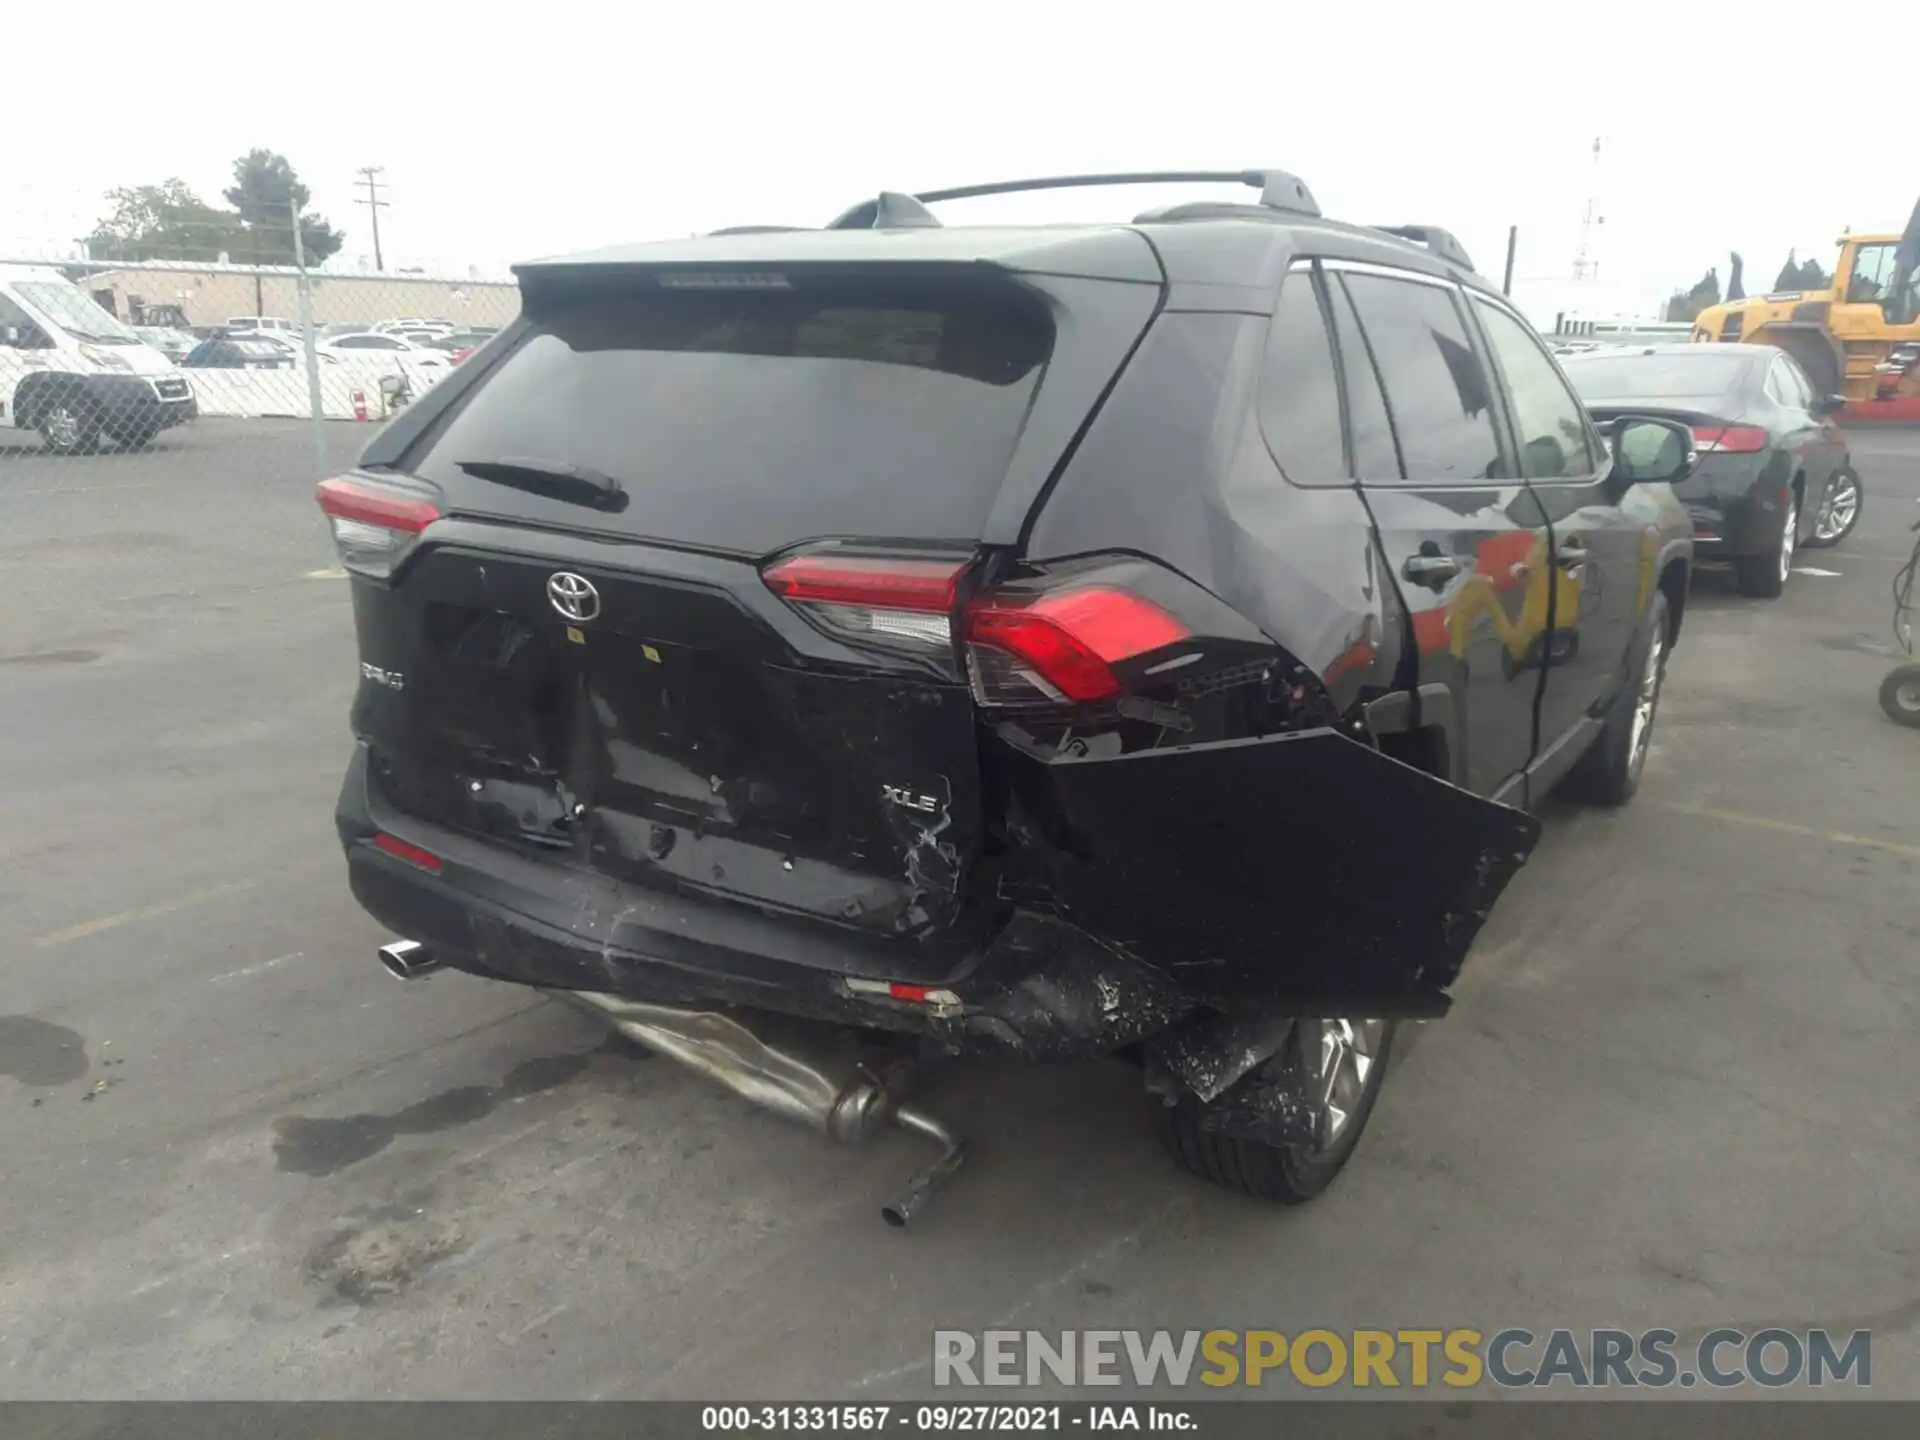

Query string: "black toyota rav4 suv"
[[323, 171, 1695, 1219]]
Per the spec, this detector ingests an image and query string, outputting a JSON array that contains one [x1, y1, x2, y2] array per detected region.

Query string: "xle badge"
[[882, 784, 940, 814]]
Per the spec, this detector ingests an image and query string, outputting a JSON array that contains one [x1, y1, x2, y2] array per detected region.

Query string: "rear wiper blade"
[[456, 456, 627, 510]]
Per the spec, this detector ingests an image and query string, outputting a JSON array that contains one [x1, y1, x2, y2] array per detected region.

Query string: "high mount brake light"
[[1690, 425, 1768, 454], [317, 475, 441, 578], [965, 587, 1192, 704]]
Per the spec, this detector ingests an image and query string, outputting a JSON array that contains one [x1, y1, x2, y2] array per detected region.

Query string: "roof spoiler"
[[1372, 225, 1475, 271], [828, 169, 1321, 230]]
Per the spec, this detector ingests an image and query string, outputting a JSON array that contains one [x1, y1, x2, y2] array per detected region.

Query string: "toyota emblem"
[[547, 571, 601, 623]]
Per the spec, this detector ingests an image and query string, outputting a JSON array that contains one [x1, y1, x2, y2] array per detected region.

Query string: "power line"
[[355, 166, 390, 271]]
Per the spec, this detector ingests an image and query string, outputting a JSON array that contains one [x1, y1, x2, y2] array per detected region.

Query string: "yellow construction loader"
[[1692, 198, 1920, 422]]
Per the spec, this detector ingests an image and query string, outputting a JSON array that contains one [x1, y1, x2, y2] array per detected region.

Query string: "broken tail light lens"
[[1690, 425, 1768, 454], [965, 587, 1191, 704], [317, 475, 441, 578], [762, 548, 1205, 707], [760, 553, 967, 652]]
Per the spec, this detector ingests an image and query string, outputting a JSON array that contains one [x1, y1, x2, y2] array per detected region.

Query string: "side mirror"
[[1609, 416, 1695, 485], [1813, 393, 1848, 417]]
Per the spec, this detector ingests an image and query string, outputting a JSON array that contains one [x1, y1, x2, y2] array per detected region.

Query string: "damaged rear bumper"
[[337, 726, 1539, 1063]]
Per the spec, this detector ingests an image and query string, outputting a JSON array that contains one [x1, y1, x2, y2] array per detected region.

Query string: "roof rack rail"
[[1373, 225, 1475, 271], [829, 170, 1321, 230], [827, 192, 943, 231]]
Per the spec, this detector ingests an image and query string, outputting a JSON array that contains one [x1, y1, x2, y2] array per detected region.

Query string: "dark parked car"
[[318, 171, 1694, 1215], [1561, 343, 1859, 597], [181, 334, 296, 370]]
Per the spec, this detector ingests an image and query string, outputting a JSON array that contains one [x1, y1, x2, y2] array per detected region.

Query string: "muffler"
[[377, 939, 444, 980], [551, 989, 967, 1227]]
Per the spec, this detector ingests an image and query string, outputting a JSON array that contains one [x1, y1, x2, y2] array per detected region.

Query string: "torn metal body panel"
[[993, 726, 1541, 1015]]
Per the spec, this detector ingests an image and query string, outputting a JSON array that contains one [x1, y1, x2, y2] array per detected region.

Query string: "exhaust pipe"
[[550, 990, 967, 1227], [377, 939, 443, 981]]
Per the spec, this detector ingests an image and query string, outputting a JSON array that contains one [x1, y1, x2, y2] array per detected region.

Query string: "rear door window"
[[1257, 267, 1347, 486], [1339, 273, 1506, 484], [1325, 278, 1403, 479], [1471, 299, 1599, 479], [408, 277, 1054, 553]]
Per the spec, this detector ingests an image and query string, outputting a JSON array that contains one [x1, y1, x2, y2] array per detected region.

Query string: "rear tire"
[[1734, 495, 1796, 598], [1562, 590, 1670, 806], [1879, 664, 1920, 729], [1155, 1018, 1396, 1205]]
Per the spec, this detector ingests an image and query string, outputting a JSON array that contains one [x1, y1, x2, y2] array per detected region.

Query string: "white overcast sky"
[[9, 0, 1915, 326]]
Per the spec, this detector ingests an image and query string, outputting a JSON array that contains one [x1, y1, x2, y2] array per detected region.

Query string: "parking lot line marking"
[[205, 951, 305, 984], [31, 880, 259, 949], [1649, 800, 1920, 862], [1792, 566, 1843, 577], [6, 484, 161, 498], [306, 568, 348, 580]]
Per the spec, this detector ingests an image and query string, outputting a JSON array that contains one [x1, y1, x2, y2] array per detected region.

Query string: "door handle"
[[1402, 555, 1461, 587], [1554, 542, 1588, 570]]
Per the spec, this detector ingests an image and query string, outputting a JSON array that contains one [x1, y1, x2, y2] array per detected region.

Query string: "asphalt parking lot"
[[3, 418, 1918, 1402]]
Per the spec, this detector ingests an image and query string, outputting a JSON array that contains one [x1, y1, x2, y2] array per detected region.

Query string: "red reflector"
[[887, 982, 930, 1003], [371, 832, 442, 873], [967, 587, 1191, 703], [761, 554, 965, 611], [1691, 425, 1768, 454], [317, 475, 441, 533]]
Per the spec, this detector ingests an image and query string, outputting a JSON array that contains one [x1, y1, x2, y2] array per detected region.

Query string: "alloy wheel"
[[43, 405, 81, 452], [1302, 1018, 1387, 1152], [1627, 621, 1664, 775], [1814, 473, 1859, 543]]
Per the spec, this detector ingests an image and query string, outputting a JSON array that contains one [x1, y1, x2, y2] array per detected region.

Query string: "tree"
[[1797, 256, 1832, 289], [1774, 251, 1802, 290], [1727, 251, 1745, 302], [222, 149, 345, 265], [1663, 266, 1722, 323], [85, 179, 248, 263]]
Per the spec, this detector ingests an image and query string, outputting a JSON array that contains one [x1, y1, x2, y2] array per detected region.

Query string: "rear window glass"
[[1561, 350, 1753, 399], [410, 279, 1053, 552]]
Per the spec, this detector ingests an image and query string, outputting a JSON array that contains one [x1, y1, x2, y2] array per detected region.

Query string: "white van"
[[1, 265, 197, 453], [226, 316, 298, 335]]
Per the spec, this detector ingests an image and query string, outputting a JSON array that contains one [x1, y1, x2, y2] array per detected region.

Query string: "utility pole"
[[1572, 136, 1602, 283], [1502, 226, 1519, 296], [355, 166, 389, 271], [292, 198, 326, 476]]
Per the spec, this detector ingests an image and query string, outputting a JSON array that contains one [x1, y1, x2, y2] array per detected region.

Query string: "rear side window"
[[1257, 269, 1347, 485], [1325, 279, 1403, 479], [1340, 274, 1505, 484], [410, 278, 1053, 552], [1472, 300, 1598, 479]]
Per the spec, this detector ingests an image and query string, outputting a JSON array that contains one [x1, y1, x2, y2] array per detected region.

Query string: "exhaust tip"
[[378, 939, 442, 981]]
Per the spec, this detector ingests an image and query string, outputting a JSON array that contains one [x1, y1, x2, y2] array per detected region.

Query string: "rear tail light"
[[1690, 425, 1768, 454], [761, 549, 1198, 707], [965, 587, 1190, 704], [317, 474, 441, 578], [760, 553, 966, 651]]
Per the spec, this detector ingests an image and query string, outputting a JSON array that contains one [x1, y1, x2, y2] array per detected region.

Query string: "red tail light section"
[[966, 588, 1191, 703], [317, 474, 442, 578], [1691, 425, 1768, 454], [759, 553, 967, 652], [761, 549, 1196, 707]]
